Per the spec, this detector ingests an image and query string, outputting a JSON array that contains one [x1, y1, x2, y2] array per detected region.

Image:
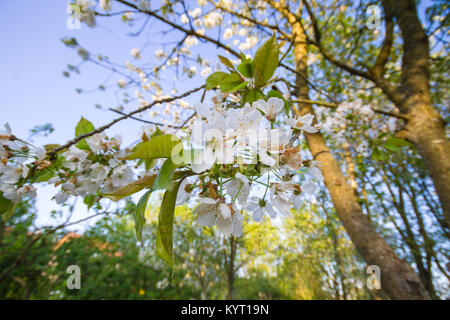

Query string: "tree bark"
[[381, 0, 450, 230], [290, 18, 430, 300], [343, 143, 358, 194], [226, 236, 236, 300]]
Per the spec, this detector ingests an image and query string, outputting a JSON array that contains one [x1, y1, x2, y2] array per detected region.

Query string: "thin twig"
[[294, 99, 409, 120], [108, 107, 193, 129], [48, 85, 204, 158]]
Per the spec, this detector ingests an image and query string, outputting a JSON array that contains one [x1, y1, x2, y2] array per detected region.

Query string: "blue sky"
[[1, 0, 219, 230], [0, 1, 179, 228], [1, 0, 182, 143]]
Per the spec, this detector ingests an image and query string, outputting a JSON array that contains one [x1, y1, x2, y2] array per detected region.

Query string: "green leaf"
[[75, 117, 95, 150], [385, 136, 412, 153], [156, 181, 181, 269], [153, 159, 176, 191], [385, 144, 401, 153], [135, 190, 152, 243], [218, 55, 235, 70], [253, 35, 279, 87], [220, 73, 247, 92], [144, 158, 158, 170], [240, 52, 249, 62], [34, 168, 55, 182], [102, 175, 156, 201], [123, 134, 182, 161], [237, 61, 253, 78], [205, 71, 228, 90], [372, 147, 389, 161], [0, 193, 14, 222], [243, 88, 265, 104], [83, 194, 96, 209]]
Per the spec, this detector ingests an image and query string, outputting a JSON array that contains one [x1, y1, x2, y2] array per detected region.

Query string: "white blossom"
[[180, 14, 189, 24], [246, 197, 277, 221], [99, 0, 112, 11], [223, 28, 233, 39], [286, 113, 319, 133], [301, 181, 317, 195], [194, 198, 242, 236], [130, 48, 141, 59]]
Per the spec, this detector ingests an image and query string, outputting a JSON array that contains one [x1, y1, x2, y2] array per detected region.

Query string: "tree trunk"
[[226, 236, 236, 300], [383, 0, 450, 228], [290, 19, 430, 300], [343, 143, 358, 194], [327, 215, 348, 300]]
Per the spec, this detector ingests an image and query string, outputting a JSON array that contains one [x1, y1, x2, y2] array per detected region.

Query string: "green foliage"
[[206, 71, 228, 89], [371, 146, 389, 162], [371, 136, 412, 161], [205, 35, 280, 97], [123, 134, 182, 161], [234, 273, 290, 300], [253, 34, 279, 87], [384, 136, 412, 153], [0, 199, 378, 300], [135, 190, 152, 243], [83, 194, 96, 209], [0, 199, 54, 299], [74, 117, 94, 150], [237, 59, 253, 78], [219, 73, 248, 92], [243, 88, 265, 104], [0, 192, 14, 222], [218, 55, 235, 70], [153, 159, 176, 192], [102, 175, 156, 201], [156, 182, 181, 269]]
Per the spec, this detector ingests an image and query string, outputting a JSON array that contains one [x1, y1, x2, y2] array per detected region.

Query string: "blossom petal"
[[195, 204, 216, 227], [301, 181, 317, 195], [292, 195, 303, 210], [309, 166, 324, 181], [219, 203, 231, 219], [198, 197, 217, 205], [246, 202, 259, 211], [272, 196, 290, 216], [217, 216, 232, 235], [301, 126, 319, 133], [267, 97, 284, 113], [265, 204, 278, 219], [253, 207, 264, 222], [259, 151, 276, 167]]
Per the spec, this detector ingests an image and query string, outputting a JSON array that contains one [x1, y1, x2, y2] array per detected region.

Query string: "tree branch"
[[294, 98, 409, 120], [48, 85, 204, 158], [372, 1, 394, 79]]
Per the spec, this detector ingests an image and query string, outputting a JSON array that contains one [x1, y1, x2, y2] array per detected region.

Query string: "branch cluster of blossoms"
[[0, 123, 145, 206], [32, 30, 326, 247], [320, 100, 397, 156], [52, 133, 134, 204], [64, 0, 274, 132], [172, 93, 324, 237], [0, 124, 42, 200]]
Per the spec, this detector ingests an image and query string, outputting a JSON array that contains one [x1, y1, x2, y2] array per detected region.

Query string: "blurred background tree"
[[0, 196, 374, 299]]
